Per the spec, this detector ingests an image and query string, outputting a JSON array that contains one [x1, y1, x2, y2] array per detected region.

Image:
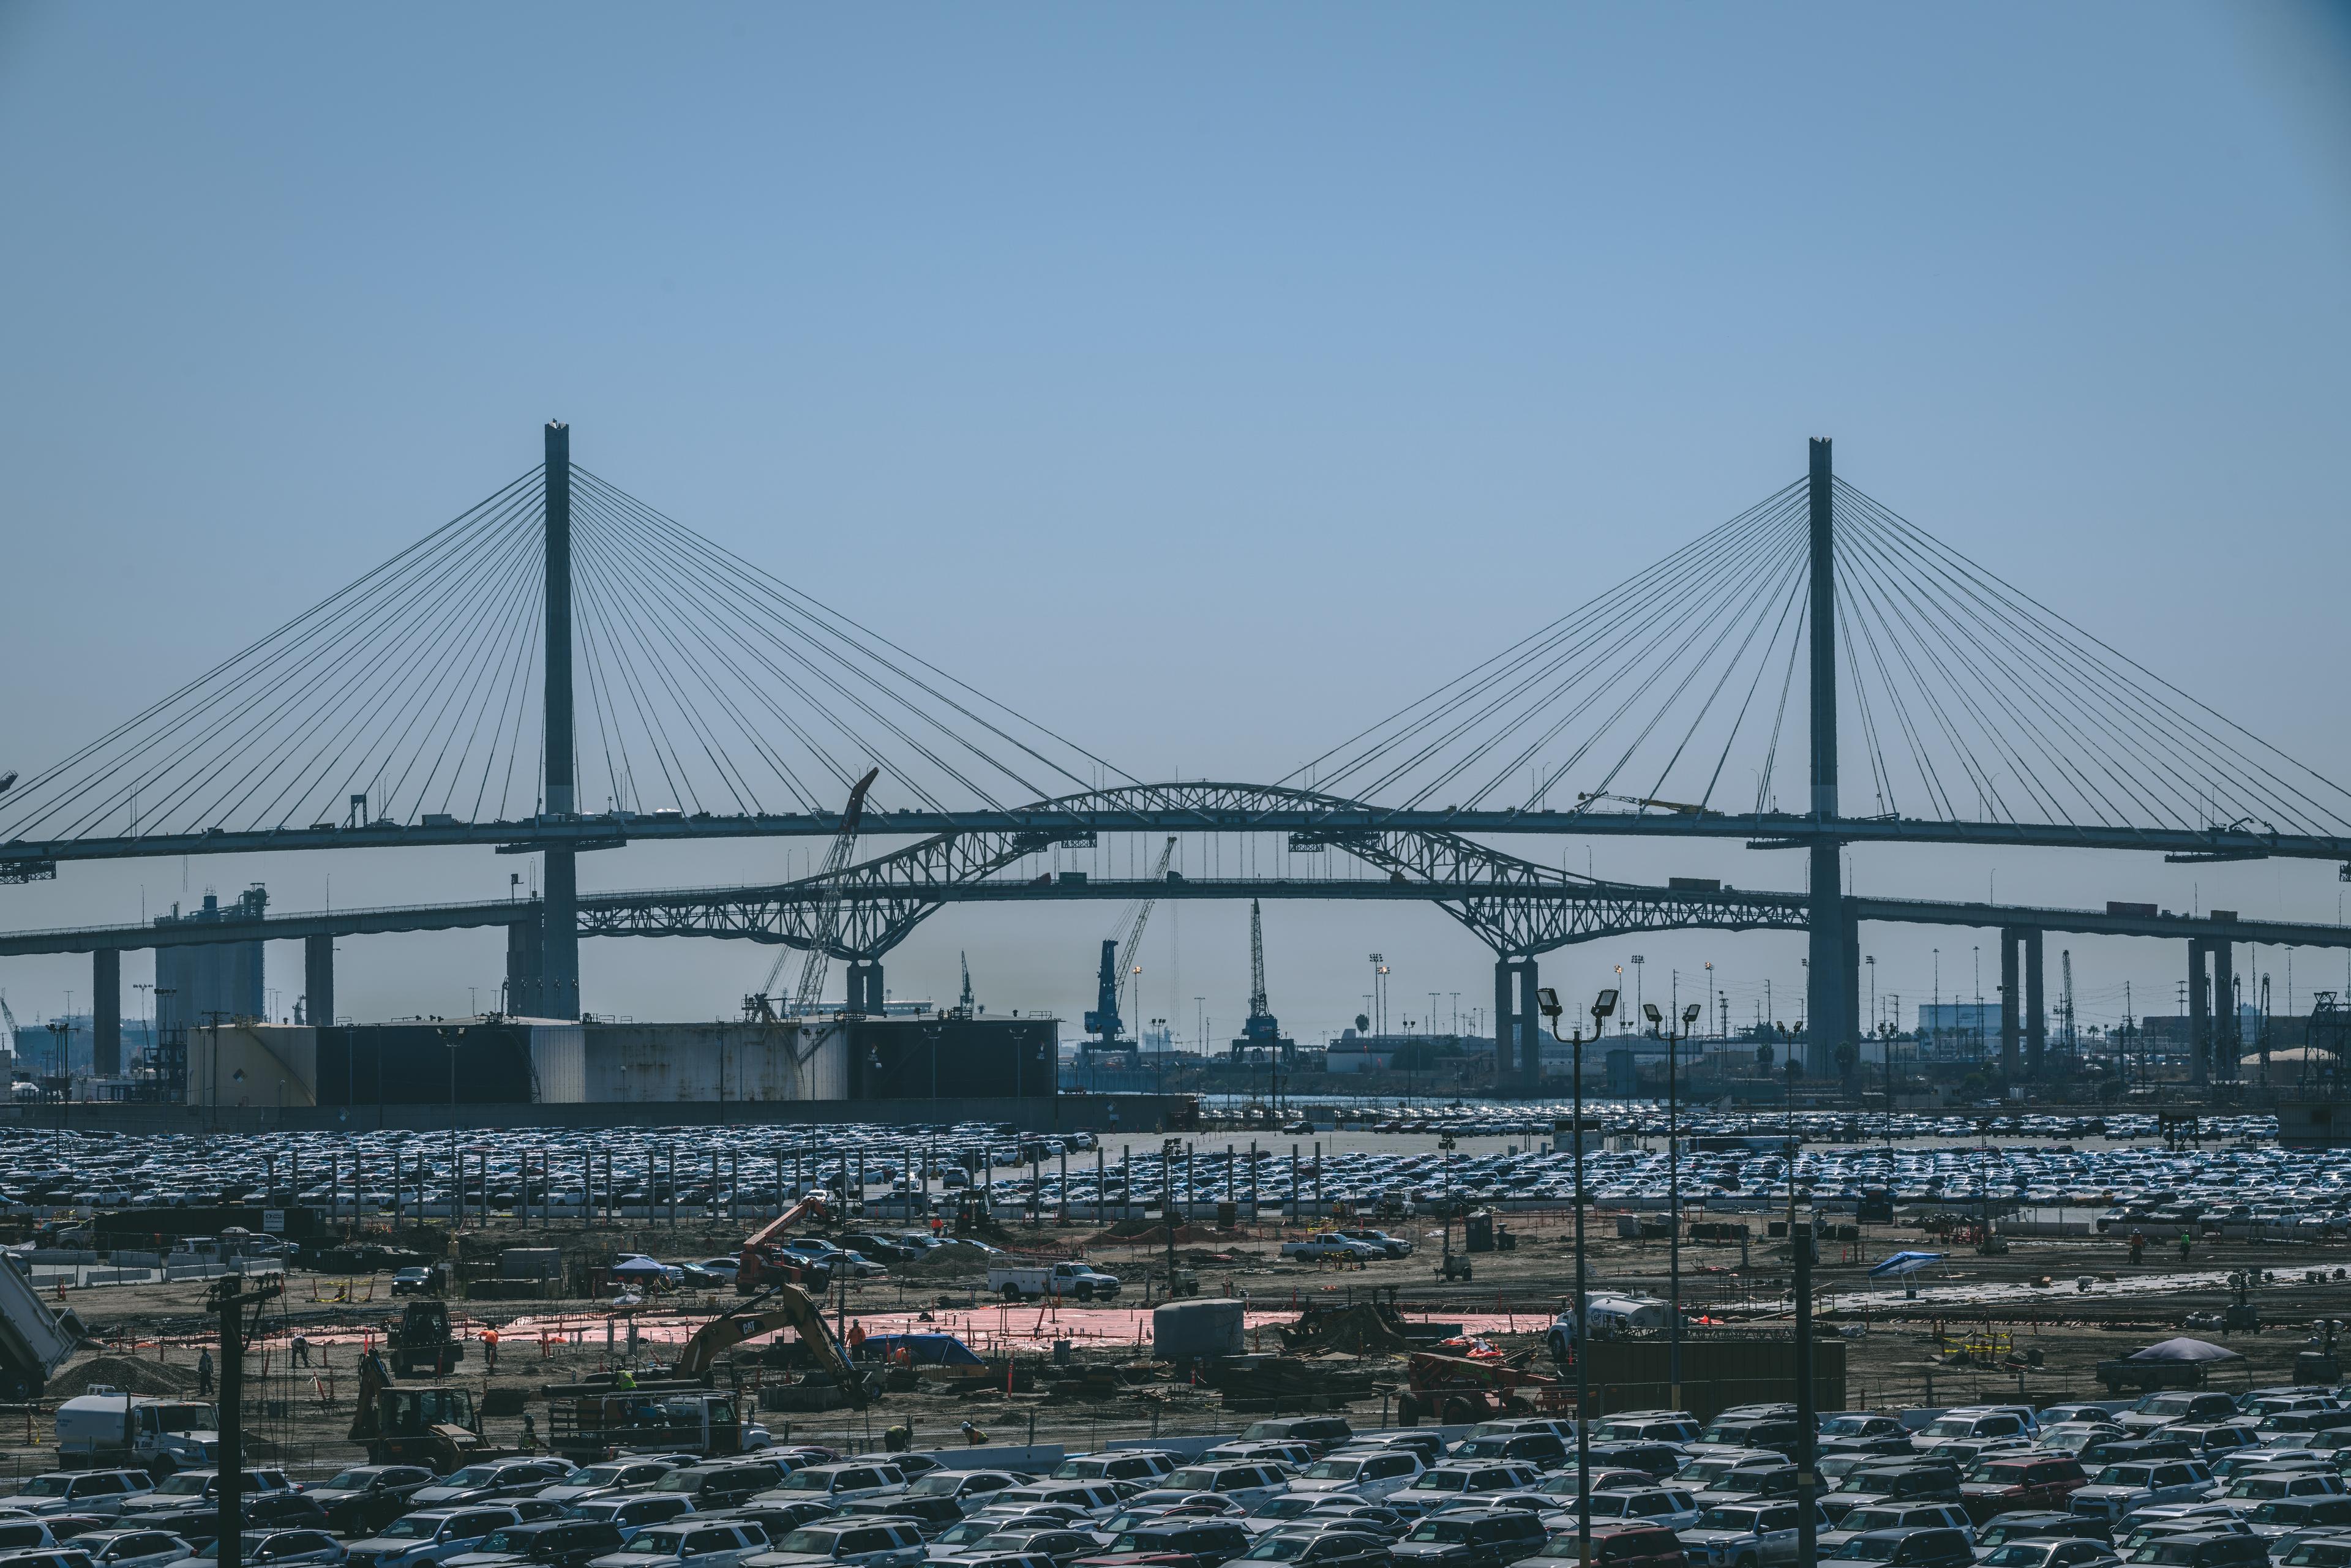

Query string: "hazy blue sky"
[[2, 4, 2348, 1043]]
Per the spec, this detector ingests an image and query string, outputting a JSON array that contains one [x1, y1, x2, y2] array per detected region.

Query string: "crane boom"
[[750, 769, 880, 1016], [1114, 836, 1180, 1023], [1575, 790, 1716, 817]]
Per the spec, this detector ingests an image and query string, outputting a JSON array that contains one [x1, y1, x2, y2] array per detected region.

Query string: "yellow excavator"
[[667, 1283, 878, 1403]]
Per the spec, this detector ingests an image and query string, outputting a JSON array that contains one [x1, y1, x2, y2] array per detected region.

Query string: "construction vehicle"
[[735, 1191, 834, 1294], [1230, 900, 1294, 1060], [1393, 1351, 1561, 1426], [0, 1252, 84, 1401], [348, 1349, 491, 1469], [382, 1296, 464, 1376], [667, 1283, 872, 1395], [542, 1285, 877, 1457], [54, 1391, 219, 1474], [1082, 838, 1177, 1054]]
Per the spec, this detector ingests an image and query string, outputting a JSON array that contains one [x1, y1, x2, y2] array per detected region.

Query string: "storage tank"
[[1153, 1298, 1244, 1360]]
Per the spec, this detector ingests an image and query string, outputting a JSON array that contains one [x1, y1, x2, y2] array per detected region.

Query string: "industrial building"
[[184, 1013, 1056, 1109]]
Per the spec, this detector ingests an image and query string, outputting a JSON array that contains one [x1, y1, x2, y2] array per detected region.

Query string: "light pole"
[[435, 1023, 459, 1227], [1644, 999, 1703, 1409], [1537, 984, 1618, 1568]]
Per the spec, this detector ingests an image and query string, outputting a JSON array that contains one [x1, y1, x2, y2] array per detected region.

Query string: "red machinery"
[[737, 1190, 832, 1293], [1395, 1351, 1564, 1425]]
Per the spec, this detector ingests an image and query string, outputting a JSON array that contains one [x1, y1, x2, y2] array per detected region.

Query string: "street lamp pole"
[[1539, 984, 1618, 1568], [1645, 999, 1703, 1409]]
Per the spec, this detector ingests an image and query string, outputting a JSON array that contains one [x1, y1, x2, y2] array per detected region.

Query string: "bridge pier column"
[[304, 934, 335, 1029], [506, 913, 543, 1016], [2189, 939, 2211, 1086], [92, 950, 121, 1078], [1807, 843, 1851, 1082], [1999, 928, 2021, 1082], [2213, 940, 2237, 1082], [1515, 961, 1542, 1092], [1493, 959, 1515, 1081], [2025, 931, 2045, 1080]]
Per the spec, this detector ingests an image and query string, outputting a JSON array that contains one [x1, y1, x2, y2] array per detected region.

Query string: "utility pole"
[[211, 1274, 282, 1568]]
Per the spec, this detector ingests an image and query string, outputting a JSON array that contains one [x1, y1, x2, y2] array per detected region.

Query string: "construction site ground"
[[11, 1182, 2349, 1493]]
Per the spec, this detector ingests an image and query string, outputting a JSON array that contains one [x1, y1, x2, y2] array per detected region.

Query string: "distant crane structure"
[[956, 951, 976, 1017], [1231, 898, 1295, 1060], [2058, 949, 2078, 1059], [745, 767, 879, 1025], [1082, 836, 1177, 1053]]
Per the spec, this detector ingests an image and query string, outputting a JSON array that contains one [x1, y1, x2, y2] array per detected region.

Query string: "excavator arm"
[[670, 1284, 874, 1407]]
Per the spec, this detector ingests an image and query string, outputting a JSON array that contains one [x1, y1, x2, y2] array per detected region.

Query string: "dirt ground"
[[12, 1204, 2345, 1490]]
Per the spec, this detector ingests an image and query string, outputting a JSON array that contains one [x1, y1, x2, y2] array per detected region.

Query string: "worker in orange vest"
[[482, 1326, 499, 1372], [846, 1320, 867, 1359]]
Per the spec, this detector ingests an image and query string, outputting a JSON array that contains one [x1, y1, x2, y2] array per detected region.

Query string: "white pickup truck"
[[988, 1261, 1122, 1300], [1281, 1235, 1382, 1263], [55, 1390, 220, 1474]]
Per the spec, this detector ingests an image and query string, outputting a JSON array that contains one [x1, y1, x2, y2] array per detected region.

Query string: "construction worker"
[[883, 1422, 913, 1452], [291, 1333, 310, 1367], [197, 1348, 214, 1396], [2180, 1230, 2195, 1261], [614, 1367, 637, 1390], [846, 1320, 866, 1359], [959, 1419, 988, 1446], [2129, 1230, 2147, 1266], [482, 1326, 499, 1373]]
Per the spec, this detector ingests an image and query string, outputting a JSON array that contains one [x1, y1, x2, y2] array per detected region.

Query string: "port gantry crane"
[[1082, 835, 1177, 1054]]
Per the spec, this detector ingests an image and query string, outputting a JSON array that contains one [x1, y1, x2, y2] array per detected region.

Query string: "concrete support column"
[[1515, 961, 1542, 1091], [2025, 931, 2046, 1080], [1999, 929, 2021, 1082], [864, 962, 885, 1015], [505, 912, 543, 1016], [1493, 959, 1515, 1079], [541, 420, 581, 1020], [92, 950, 121, 1078], [2212, 940, 2237, 1082], [2189, 939, 2211, 1086], [304, 934, 336, 1030]]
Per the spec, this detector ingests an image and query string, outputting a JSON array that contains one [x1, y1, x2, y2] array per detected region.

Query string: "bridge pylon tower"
[[1807, 437, 1858, 1085], [541, 420, 580, 1019]]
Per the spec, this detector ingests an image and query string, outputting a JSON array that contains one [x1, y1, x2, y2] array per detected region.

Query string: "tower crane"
[[1234, 899, 1294, 1059], [956, 951, 976, 1018], [1083, 837, 1177, 1053]]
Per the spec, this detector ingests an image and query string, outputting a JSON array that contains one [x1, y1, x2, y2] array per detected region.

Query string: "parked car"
[[1678, 1502, 1831, 1568], [2118, 1531, 2265, 1568], [307, 1468, 440, 1536], [2068, 1463, 2215, 1523], [1287, 1453, 1423, 1503], [536, 1464, 678, 1508], [444, 1521, 626, 1568], [1073, 1519, 1253, 1568], [165, 1531, 345, 1568], [587, 1521, 771, 1568], [1236, 1531, 1390, 1568], [1388, 1509, 1547, 1568], [2115, 1398, 2241, 1439], [768, 1468, 910, 1509], [121, 1474, 298, 1521], [566, 1500, 696, 1544], [0, 1476, 155, 1520], [1051, 1459, 1179, 1488], [1826, 1528, 1974, 1568], [1133, 1468, 1290, 1511], [1969, 1513, 2113, 1558], [1588, 1414, 1703, 1448], [1512, 1524, 1686, 1568], [416, 1465, 574, 1511], [1821, 1419, 1918, 1458], [1578, 1491, 1701, 1533], [1820, 1504, 1974, 1553], [1960, 1460, 2088, 1523], [345, 1510, 525, 1568], [66, 1535, 189, 1568]]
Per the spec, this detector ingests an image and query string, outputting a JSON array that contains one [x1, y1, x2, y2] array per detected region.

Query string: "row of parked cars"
[[17, 1384, 2351, 1568]]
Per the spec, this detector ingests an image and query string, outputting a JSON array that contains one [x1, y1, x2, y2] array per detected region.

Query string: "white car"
[[768, 1466, 911, 1506], [590, 1523, 770, 1568], [1677, 1502, 1831, 1568], [538, 1461, 678, 1506], [1286, 1452, 1425, 1502], [696, 1258, 742, 1283], [1132, 1465, 1289, 1510], [1581, 1490, 1703, 1532], [1394, 1465, 1542, 1515], [568, 1498, 697, 1544], [345, 1508, 523, 1568], [746, 1519, 927, 1568], [0, 1472, 154, 1518], [72, 1533, 192, 1568], [1049, 1455, 1178, 1486], [2068, 1461, 2215, 1521]]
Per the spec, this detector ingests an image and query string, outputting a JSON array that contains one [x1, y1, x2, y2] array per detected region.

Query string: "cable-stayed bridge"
[[5, 427, 2346, 1087]]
